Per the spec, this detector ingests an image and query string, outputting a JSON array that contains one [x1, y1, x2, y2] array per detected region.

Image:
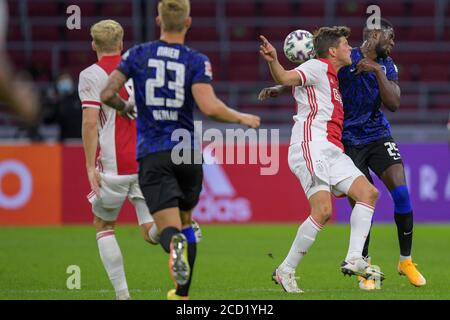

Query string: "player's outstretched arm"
[[259, 35, 302, 87], [192, 83, 260, 129], [258, 85, 290, 101], [100, 70, 135, 118], [81, 108, 101, 197]]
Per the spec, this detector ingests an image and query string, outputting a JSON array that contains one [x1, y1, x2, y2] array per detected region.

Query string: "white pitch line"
[[0, 288, 448, 295]]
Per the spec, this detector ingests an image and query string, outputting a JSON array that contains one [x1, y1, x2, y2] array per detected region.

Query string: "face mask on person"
[[57, 78, 74, 96]]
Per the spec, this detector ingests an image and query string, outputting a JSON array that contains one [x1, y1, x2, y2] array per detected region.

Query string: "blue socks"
[[391, 185, 414, 256]]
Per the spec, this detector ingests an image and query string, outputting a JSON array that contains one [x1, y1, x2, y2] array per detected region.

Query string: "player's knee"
[[360, 185, 379, 206], [313, 203, 333, 223], [93, 216, 115, 232], [370, 186, 380, 202], [391, 185, 412, 213]]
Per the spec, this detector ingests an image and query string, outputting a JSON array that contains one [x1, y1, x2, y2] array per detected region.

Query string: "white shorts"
[[87, 173, 153, 225], [288, 141, 364, 199]]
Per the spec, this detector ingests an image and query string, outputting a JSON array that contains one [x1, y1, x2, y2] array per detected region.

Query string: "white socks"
[[147, 223, 160, 244], [400, 255, 411, 262], [280, 216, 323, 272], [97, 230, 130, 300], [345, 202, 374, 261]]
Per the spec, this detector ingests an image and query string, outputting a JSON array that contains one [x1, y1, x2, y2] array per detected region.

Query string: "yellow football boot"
[[167, 289, 189, 300], [358, 276, 377, 290], [398, 259, 426, 287], [357, 256, 380, 290]]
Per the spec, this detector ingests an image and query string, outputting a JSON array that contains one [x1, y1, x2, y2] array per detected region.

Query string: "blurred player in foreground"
[[0, 0, 40, 125], [79, 20, 201, 300], [259, 19, 425, 290], [260, 27, 384, 293], [101, 0, 260, 300]]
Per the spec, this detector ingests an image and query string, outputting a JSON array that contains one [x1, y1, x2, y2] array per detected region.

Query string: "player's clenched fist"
[[259, 35, 277, 62], [258, 86, 282, 101], [355, 58, 382, 74]]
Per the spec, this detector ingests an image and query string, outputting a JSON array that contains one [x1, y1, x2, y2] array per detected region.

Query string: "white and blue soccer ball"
[[283, 29, 315, 64]]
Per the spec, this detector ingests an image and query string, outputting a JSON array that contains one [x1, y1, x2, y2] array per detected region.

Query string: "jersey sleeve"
[[117, 47, 137, 79], [385, 58, 399, 82], [192, 53, 213, 84], [294, 59, 322, 86], [78, 70, 102, 109]]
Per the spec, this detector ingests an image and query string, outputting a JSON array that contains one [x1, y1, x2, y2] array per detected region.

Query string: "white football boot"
[[341, 257, 385, 281], [272, 267, 304, 293]]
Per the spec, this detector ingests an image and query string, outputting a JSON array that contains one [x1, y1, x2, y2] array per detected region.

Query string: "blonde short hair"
[[158, 0, 190, 33], [90, 20, 124, 53]]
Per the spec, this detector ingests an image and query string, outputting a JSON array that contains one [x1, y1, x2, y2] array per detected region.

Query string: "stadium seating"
[[27, 0, 59, 16], [260, 26, 303, 42], [227, 52, 261, 81], [31, 26, 61, 42], [429, 94, 450, 110], [226, 2, 257, 17], [420, 65, 449, 82], [7, 24, 23, 42], [229, 26, 258, 42], [190, 1, 216, 17], [5, 0, 449, 119], [76, 2, 98, 17], [8, 50, 27, 68], [101, 2, 133, 17], [336, 1, 367, 17], [296, 0, 326, 16], [261, 2, 296, 17], [188, 26, 218, 41]]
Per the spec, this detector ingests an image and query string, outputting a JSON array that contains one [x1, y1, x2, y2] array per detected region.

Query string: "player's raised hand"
[[355, 58, 382, 75], [239, 113, 261, 129], [87, 167, 102, 197], [258, 86, 282, 100], [259, 35, 277, 62]]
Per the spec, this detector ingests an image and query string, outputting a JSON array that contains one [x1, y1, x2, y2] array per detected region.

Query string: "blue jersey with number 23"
[[118, 40, 213, 160]]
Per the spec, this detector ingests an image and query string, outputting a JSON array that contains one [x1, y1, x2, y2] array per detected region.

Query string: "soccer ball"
[[283, 29, 315, 64]]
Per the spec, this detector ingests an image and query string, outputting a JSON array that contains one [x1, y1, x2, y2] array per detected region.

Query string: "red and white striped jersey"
[[78, 55, 137, 175], [290, 58, 344, 150]]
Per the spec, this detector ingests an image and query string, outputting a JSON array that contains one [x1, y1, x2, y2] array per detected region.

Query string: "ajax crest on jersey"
[[283, 29, 315, 64]]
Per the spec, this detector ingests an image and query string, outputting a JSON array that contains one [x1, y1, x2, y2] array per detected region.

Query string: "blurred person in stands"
[[0, 0, 40, 125], [56, 72, 82, 141]]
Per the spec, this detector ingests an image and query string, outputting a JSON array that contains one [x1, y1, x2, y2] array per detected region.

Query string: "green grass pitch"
[[0, 224, 448, 300]]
